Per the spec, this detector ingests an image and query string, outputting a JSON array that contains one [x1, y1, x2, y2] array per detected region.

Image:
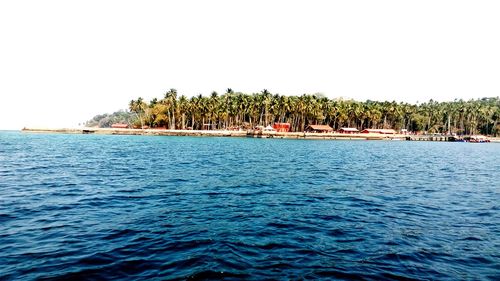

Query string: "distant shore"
[[20, 127, 500, 142], [22, 127, 386, 140]]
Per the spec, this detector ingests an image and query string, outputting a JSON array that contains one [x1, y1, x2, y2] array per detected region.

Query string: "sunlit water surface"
[[0, 131, 499, 280]]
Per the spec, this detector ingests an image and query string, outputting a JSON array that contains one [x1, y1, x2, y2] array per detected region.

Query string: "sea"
[[0, 131, 499, 280]]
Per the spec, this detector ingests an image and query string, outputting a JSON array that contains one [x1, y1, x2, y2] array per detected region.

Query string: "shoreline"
[[20, 127, 500, 142]]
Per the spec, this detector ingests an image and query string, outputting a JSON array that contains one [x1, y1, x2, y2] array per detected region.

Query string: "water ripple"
[[0, 132, 499, 280]]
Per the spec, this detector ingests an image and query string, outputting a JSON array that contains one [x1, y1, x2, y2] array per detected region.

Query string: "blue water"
[[0, 131, 499, 280]]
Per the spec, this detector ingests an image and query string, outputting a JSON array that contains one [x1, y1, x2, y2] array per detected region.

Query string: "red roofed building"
[[361, 128, 397, 134], [338, 127, 359, 134], [273, 123, 291, 132], [111, 123, 129, 129], [305, 125, 333, 133]]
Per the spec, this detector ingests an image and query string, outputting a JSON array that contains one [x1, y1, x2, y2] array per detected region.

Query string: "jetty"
[[406, 135, 457, 142]]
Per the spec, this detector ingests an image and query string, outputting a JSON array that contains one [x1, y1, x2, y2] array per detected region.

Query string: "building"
[[202, 124, 217, 130], [273, 123, 290, 132], [264, 125, 276, 131], [305, 125, 333, 133], [360, 128, 397, 134], [338, 127, 359, 134], [111, 123, 129, 129]]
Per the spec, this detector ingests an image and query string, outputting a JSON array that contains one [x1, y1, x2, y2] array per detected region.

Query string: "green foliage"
[[85, 110, 136, 128], [120, 90, 500, 135]]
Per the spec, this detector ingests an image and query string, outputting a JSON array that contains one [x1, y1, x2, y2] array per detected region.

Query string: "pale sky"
[[0, 0, 499, 130]]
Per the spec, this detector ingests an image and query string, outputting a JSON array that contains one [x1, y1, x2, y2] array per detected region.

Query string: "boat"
[[467, 135, 490, 143]]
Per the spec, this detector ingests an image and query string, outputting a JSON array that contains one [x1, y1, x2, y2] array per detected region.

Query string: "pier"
[[406, 135, 457, 142]]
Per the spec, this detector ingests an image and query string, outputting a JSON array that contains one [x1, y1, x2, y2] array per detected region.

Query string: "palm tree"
[[124, 90, 498, 135], [178, 95, 189, 129], [129, 97, 147, 128]]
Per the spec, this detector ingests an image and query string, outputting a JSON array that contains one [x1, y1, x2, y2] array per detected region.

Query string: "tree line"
[[85, 110, 133, 128], [122, 89, 499, 135]]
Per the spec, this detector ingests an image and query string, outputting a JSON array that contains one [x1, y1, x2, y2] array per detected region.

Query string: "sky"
[[0, 0, 499, 130]]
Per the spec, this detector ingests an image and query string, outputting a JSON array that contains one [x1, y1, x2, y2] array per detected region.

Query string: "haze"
[[0, 0, 499, 130]]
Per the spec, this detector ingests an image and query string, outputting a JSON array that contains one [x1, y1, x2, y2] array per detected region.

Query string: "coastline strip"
[[19, 127, 464, 141]]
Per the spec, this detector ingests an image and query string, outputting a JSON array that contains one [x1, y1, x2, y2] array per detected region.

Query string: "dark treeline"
[[124, 89, 499, 135], [85, 110, 133, 128]]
